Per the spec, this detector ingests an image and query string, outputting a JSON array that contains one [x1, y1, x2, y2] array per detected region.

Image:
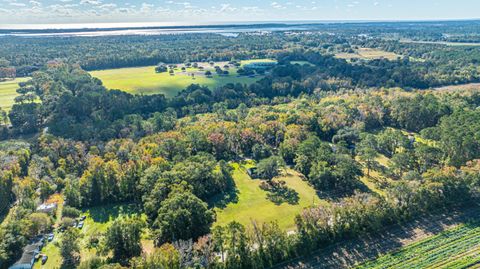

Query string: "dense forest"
[[2, 21, 480, 87], [2, 21, 480, 269]]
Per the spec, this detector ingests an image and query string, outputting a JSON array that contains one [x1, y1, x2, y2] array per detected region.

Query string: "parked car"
[[47, 233, 54, 242], [42, 255, 48, 264], [80, 215, 87, 221], [77, 221, 84, 229]]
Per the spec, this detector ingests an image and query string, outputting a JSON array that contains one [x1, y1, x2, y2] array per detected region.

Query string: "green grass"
[[34, 203, 142, 268], [335, 48, 402, 61], [80, 203, 142, 262], [90, 60, 274, 97], [0, 77, 30, 111], [34, 241, 62, 269], [213, 163, 325, 231], [356, 221, 480, 269]]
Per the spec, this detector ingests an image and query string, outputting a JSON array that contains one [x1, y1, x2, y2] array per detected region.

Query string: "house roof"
[[9, 242, 41, 269], [36, 203, 57, 212]]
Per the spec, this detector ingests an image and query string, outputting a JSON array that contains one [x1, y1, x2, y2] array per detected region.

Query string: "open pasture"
[[335, 48, 402, 61], [90, 59, 275, 97], [213, 163, 325, 231], [0, 77, 30, 111]]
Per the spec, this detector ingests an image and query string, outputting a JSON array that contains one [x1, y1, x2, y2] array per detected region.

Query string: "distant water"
[[0, 21, 320, 37], [1, 20, 467, 38], [0, 21, 339, 30], [0, 22, 179, 30]]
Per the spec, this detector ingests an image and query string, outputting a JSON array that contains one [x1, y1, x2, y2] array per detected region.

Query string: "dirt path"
[[434, 83, 480, 92], [272, 205, 480, 269]]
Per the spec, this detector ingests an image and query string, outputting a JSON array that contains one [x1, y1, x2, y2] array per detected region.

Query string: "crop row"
[[357, 221, 480, 269]]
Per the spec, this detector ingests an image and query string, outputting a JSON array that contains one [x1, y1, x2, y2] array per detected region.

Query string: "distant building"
[[247, 167, 258, 178], [36, 202, 57, 214], [243, 61, 277, 71], [8, 242, 42, 269]]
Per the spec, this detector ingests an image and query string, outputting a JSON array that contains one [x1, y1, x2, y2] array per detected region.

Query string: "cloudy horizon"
[[0, 0, 478, 25]]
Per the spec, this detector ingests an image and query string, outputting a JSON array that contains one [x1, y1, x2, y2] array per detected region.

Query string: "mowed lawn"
[[0, 77, 30, 111], [214, 163, 325, 231], [90, 59, 274, 97]]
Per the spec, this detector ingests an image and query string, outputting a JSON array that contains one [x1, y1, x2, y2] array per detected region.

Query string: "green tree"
[[224, 222, 252, 269], [153, 191, 214, 246], [27, 213, 51, 237], [377, 128, 410, 157], [60, 228, 81, 268], [308, 161, 335, 190], [357, 134, 379, 176], [64, 178, 82, 208], [256, 156, 285, 181], [415, 144, 442, 173], [131, 243, 180, 269], [390, 151, 415, 178], [105, 215, 146, 264], [8, 103, 41, 134]]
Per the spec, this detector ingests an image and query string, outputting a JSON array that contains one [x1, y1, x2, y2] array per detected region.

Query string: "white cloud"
[[243, 6, 261, 12], [10, 2, 27, 7], [0, 8, 12, 14], [29, 0, 41, 7], [140, 2, 154, 12], [100, 3, 116, 8], [219, 3, 236, 12], [80, 0, 102, 5], [270, 1, 285, 9]]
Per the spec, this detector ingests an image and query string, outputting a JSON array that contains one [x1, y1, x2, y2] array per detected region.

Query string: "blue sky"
[[0, 0, 478, 24]]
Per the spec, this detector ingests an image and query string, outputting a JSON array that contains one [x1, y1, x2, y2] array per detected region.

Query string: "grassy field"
[[0, 77, 30, 111], [335, 48, 402, 61], [213, 163, 325, 231], [356, 221, 480, 269], [90, 59, 275, 97]]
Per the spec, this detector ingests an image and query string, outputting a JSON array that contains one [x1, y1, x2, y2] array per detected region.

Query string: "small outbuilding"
[[36, 203, 57, 214], [247, 167, 258, 178]]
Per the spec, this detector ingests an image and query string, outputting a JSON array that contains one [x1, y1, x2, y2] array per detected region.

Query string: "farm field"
[[0, 77, 30, 111], [356, 221, 480, 269], [335, 48, 402, 61], [213, 163, 325, 231], [399, 39, 480, 46], [90, 59, 275, 97], [275, 206, 480, 269]]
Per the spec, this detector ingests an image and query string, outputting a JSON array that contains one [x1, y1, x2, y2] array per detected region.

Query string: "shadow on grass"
[[208, 187, 239, 209], [261, 180, 300, 205], [316, 181, 372, 202], [86, 203, 140, 223]]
